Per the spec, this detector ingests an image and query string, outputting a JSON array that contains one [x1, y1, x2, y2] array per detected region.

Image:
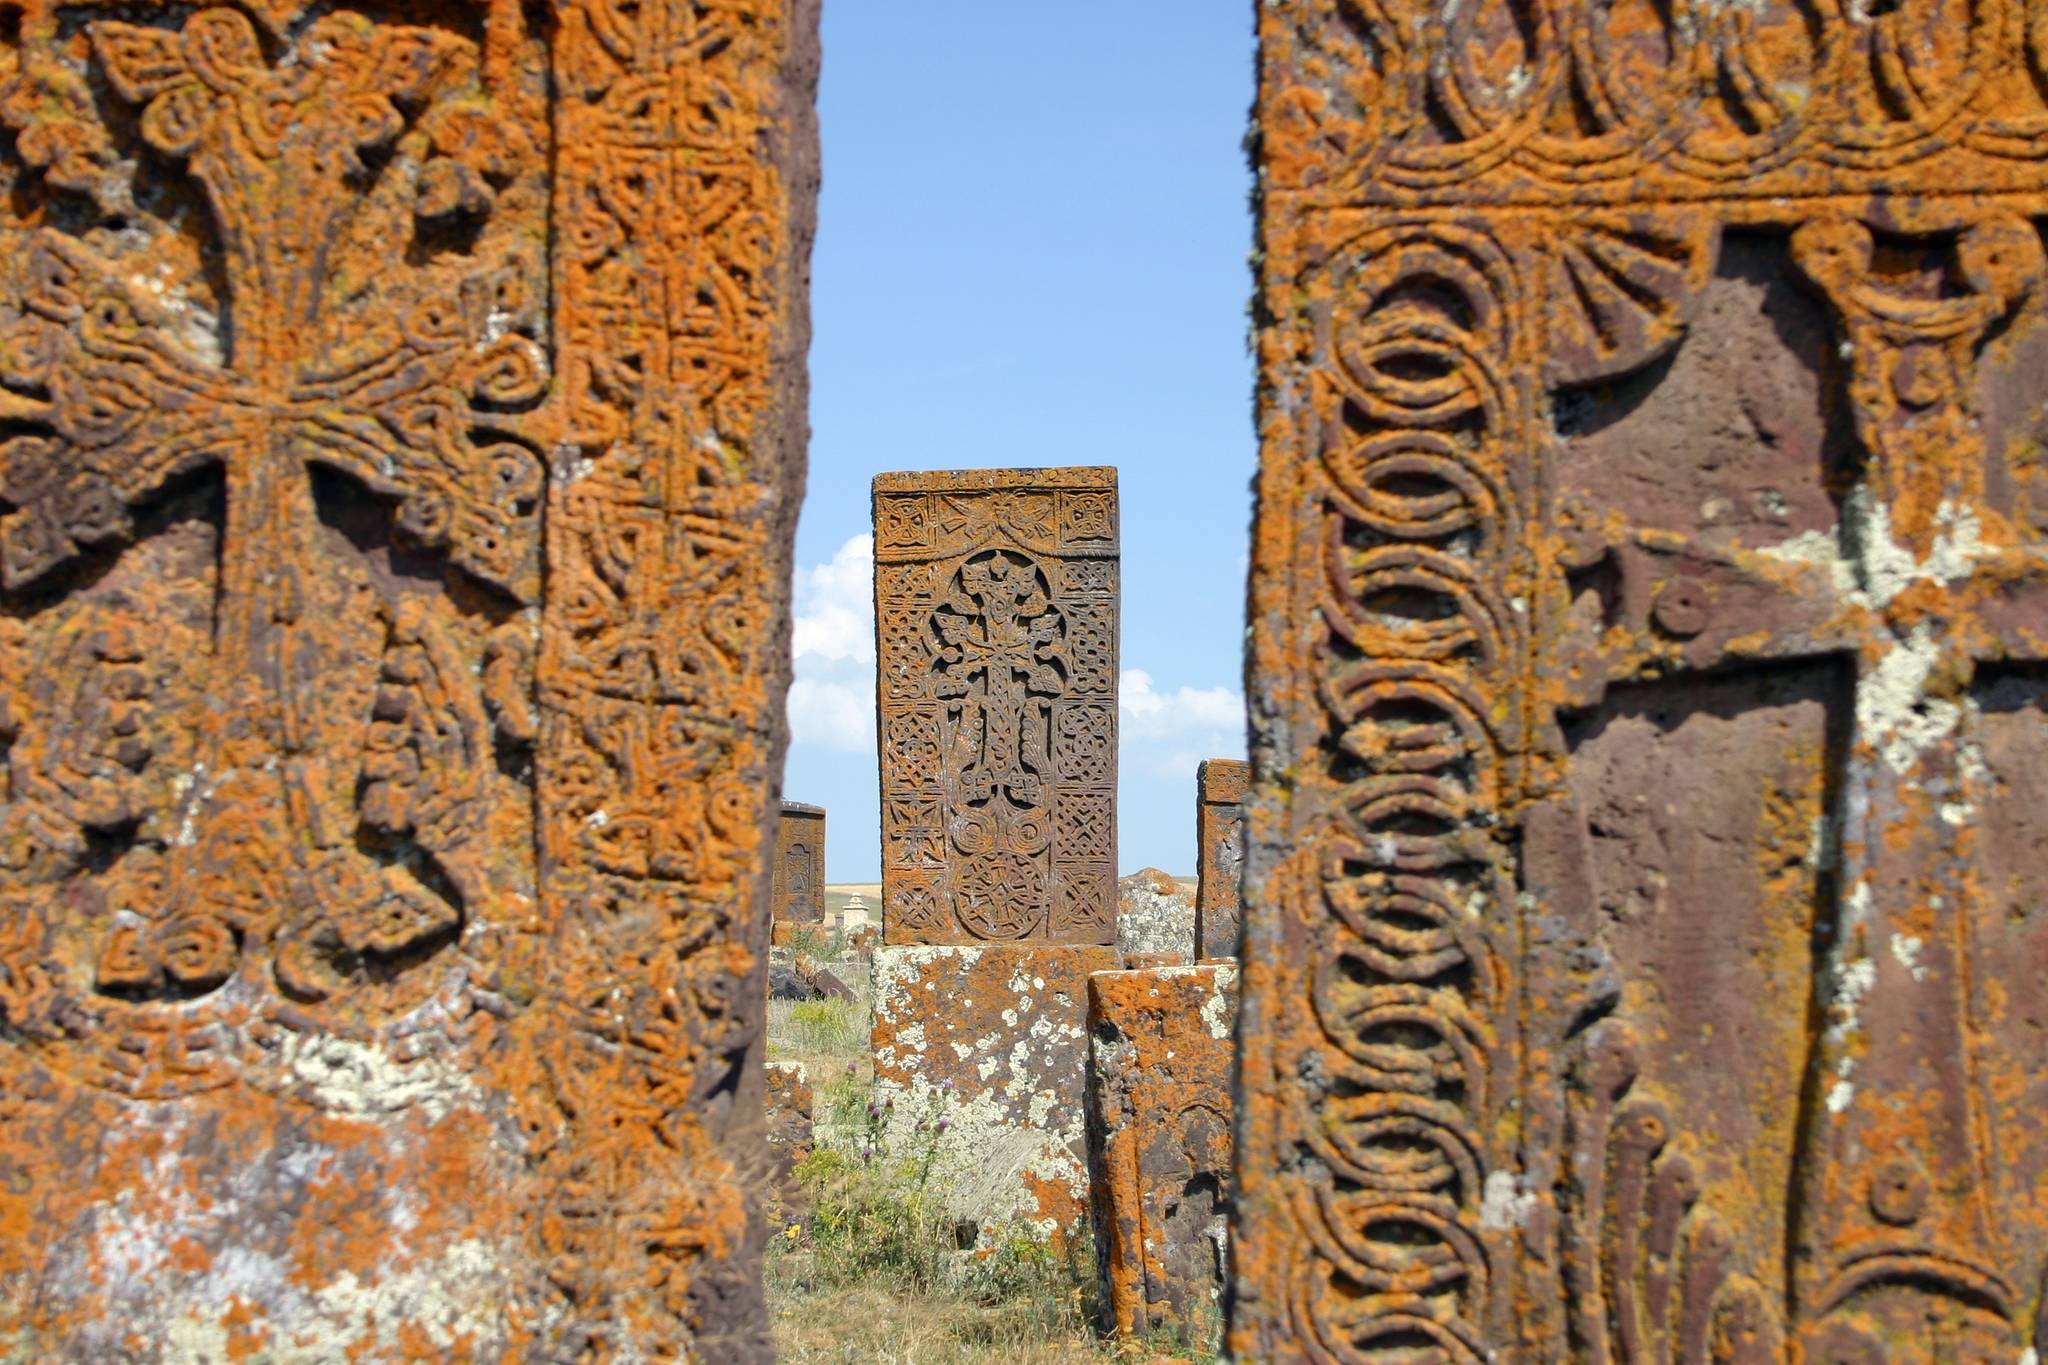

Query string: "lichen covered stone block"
[[1087, 963, 1237, 1348], [1117, 867, 1195, 964], [870, 942, 1118, 1243]]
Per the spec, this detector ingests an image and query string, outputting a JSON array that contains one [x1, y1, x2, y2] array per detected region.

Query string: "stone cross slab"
[[0, 2, 818, 1358], [1240, 5, 2048, 1361], [1195, 757, 1247, 959], [873, 467, 1118, 945]]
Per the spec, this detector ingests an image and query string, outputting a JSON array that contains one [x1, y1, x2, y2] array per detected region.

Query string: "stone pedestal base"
[[1087, 962, 1239, 1346], [870, 943, 1119, 1244]]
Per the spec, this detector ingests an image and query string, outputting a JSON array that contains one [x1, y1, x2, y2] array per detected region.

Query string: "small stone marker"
[[1088, 962, 1238, 1348], [872, 468, 1118, 944], [771, 801, 826, 941], [1193, 759, 1247, 959], [1117, 867, 1196, 964], [870, 942, 1118, 1243]]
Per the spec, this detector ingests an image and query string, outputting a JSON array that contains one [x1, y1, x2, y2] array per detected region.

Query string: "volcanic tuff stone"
[[1193, 759, 1246, 960], [0, 2, 819, 1358], [1116, 867, 1195, 965], [1239, 2, 2048, 1360], [873, 468, 1119, 945], [870, 942, 1118, 1244], [772, 801, 826, 930], [1087, 963, 1236, 1351]]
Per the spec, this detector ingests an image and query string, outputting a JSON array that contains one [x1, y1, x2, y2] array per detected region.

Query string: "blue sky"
[[785, 4, 1258, 882]]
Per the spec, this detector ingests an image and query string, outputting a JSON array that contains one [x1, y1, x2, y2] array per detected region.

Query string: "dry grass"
[[767, 1278, 1123, 1364]]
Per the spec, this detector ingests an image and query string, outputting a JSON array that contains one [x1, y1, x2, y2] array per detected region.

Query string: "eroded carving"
[[0, 1, 815, 1357], [1240, 3, 2048, 1360]]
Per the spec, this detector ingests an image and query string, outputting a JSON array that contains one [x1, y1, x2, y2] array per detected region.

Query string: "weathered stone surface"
[[873, 467, 1118, 945], [763, 1061, 814, 1229], [1239, 5, 2048, 1359], [1087, 963, 1236, 1349], [0, 2, 819, 1357], [1193, 759, 1246, 959], [870, 942, 1117, 1242], [1117, 867, 1195, 964], [772, 800, 826, 929]]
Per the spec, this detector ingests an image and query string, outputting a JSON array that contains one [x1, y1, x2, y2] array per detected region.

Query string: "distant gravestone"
[[772, 801, 826, 934], [872, 468, 1118, 944], [1193, 759, 1247, 959]]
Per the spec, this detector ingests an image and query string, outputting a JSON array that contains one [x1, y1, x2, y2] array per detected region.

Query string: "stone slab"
[[1193, 760, 1246, 959], [1239, 4, 2048, 1358], [872, 468, 1118, 945], [0, 2, 820, 1357], [1117, 868, 1195, 964], [1087, 963, 1237, 1347], [772, 801, 826, 927], [870, 942, 1119, 1244]]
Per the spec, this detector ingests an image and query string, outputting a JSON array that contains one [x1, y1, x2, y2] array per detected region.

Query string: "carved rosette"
[[1242, 2, 2048, 1361], [873, 469, 1118, 945]]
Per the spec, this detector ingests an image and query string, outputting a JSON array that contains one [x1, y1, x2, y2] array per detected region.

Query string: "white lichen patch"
[[1889, 933, 1927, 982], [271, 1028, 482, 1124], [1478, 1170, 1540, 1232], [1200, 966, 1239, 1041], [49, 1106, 531, 1363]]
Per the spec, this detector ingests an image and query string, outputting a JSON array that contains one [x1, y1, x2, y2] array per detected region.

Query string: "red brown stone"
[[1087, 963, 1236, 1350], [771, 800, 826, 930], [1239, 3, 2048, 1359], [0, 2, 819, 1356], [873, 468, 1118, 945], [1193, 759, 1246, 960]]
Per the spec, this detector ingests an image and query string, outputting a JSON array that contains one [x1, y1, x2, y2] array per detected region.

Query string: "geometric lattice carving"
[[1239, 4, 2048, 1360], [874, 468, 1117, 944], [0, 4, 817, 1357]]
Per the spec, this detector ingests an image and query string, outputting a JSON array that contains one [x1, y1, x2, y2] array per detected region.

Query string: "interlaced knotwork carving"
[[1242, 3, 2048, 1360], [874, 469, 1118, 945], [0, 1, 812, 1357]]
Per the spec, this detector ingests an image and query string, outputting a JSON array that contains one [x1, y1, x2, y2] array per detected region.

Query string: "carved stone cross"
[[0, 7, 546, 1002], [1549, 215, 2048, 1359], [1237, 5, 2048, 1357]]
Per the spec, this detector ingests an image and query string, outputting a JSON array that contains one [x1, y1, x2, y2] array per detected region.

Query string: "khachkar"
[[873, 467, 1118, 944], [772, 800, 825, 932], [1237, 5, 2048, 1361], [1194, 758, 1247, 959], [0, 1, 817, 1358]]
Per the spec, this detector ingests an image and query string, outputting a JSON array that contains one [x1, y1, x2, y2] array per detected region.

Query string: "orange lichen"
[[0, 0, 818, 1358]]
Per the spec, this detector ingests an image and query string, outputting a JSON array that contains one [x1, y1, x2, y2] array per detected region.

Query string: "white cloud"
[[1119, 667, 1246, 786], [788, 535, 878, 753], [792, 533, 875, 663], [1120, 667, 1243, 742]]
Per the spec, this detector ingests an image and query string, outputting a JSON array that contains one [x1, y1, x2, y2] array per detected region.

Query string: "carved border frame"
[[1235, 3, 2048, 1359]]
